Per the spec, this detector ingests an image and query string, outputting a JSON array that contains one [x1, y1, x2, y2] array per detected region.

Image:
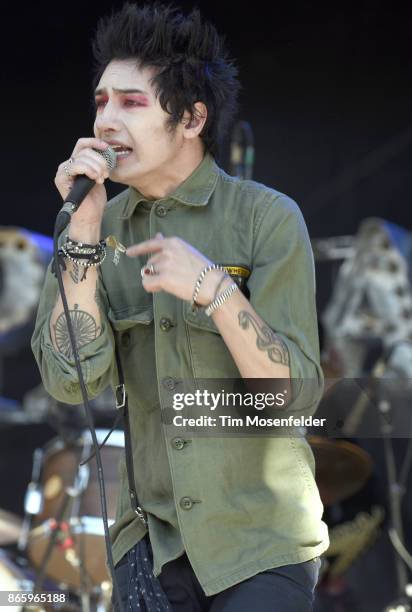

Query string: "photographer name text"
[[172, 415, 326, 428]]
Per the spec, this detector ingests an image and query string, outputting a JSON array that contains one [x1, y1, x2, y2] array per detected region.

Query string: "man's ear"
[[183, 102, 207, 137]]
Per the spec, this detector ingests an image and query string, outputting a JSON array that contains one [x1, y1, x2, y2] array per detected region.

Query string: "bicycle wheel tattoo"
[[54, 304, 100, 359]]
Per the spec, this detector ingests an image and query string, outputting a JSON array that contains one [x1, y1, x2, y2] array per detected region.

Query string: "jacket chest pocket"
[[182, 303, 240, 379], [108, 306, 159, 413], [103, 260, 153, 346]]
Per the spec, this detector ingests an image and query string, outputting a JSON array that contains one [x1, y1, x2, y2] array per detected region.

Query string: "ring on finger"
[[63, 157, 74, 177], [140, 263, 157, 277]]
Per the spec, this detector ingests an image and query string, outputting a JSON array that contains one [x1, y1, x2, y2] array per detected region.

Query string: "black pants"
[[114, 550, 321, 611]]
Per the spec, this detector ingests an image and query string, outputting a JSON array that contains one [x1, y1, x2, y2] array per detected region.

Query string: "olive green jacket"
[[32, 153, 329, 596]]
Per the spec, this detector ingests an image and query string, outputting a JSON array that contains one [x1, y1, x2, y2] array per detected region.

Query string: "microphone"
[[55, 145, 117, 233]]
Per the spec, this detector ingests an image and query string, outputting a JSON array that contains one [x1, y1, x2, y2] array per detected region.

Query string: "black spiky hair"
[[92, 2, 240, 156]]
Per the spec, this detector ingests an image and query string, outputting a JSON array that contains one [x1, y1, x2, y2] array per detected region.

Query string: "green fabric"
[[31, 153, 329, 596]]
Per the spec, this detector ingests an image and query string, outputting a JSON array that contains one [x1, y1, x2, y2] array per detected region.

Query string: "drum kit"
[[0, 427, 122, 611]]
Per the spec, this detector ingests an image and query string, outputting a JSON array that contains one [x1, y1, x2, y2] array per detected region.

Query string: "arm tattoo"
[[69, 262, 87, 284], [53, 304, 100, 359], [238, 311, 290, 366], [94, 286, 100, 307]]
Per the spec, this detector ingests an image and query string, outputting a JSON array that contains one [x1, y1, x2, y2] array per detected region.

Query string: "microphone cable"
[[52, 216, 124, 612]]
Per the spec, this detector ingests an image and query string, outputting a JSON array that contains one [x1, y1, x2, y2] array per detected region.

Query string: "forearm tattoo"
[[69, 262, 87, 284], [53, 304, 100, 359], [238, 311, 290, 366], [94, 286, 101, 308]]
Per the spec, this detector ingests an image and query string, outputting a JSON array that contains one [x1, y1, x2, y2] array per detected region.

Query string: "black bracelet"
[[60, 237, 107, 268], [64, 237, 106, 255]]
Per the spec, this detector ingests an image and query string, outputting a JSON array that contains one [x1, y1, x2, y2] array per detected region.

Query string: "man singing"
[[32, 3, 329, 610]]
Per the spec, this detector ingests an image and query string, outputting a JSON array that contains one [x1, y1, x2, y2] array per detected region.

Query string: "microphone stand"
[[33, 487, 75, 593], [229, 120, 255, 180], [18, 448, 44, 554], [378, 388, 412, 611], [72, 440, 92, 611]]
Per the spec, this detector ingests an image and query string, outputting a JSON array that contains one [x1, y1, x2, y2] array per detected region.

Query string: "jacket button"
[[155, 205, 168, 217], [171, 437, 186, 450], [121, 332, 131, 347], [159, 317, 173, 332], [162, 377, 176, 391], [179, 496, 193, 510]]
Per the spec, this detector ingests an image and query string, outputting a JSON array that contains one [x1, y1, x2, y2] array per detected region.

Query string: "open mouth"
[[110, 144, 133, 159]]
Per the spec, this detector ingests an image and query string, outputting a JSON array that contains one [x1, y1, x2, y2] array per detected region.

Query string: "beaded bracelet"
[[64, 237, 106, 256], [191, 264, 226, 311], [205, 282, 239, 316], [59, 237, 107, 268], [60, 247, 107, 268]]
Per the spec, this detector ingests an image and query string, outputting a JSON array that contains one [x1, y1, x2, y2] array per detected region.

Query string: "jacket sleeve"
[[247, 193, 324, 416], [31, 263, 116, 405]]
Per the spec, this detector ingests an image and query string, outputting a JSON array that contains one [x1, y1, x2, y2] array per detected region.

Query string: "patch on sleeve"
[[220, 264, 251, 297]]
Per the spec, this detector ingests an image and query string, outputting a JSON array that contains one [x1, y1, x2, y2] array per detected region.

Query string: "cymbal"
[[308, 436, 373, 506], [0, 509, 22, 545]]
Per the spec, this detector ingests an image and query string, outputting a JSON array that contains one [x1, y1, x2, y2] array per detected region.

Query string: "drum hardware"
[[31, 464, 95, 595], [18, 448, 44, 552], [321, 353, 412, 606], [378, 390, 412, 610], [69, 441, 93, 601], [336, 356, 412, 609], [340, 359, 386, 436], [28, 430, 124, 591], [70, 440, 91, 521], [312, 235, 355, 262], [33, 486, 83, 595], [94, 581, 112, 612]]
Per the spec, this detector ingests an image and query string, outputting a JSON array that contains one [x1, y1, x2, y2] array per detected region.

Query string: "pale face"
[[93, 59, 195, 194]]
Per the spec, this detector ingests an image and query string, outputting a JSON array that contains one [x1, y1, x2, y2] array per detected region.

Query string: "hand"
[[126, 234, 227, 305], [55, 138, 111, 230]]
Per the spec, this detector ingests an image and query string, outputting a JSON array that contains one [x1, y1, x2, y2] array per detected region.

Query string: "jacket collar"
[[120, 153, 219, 218]]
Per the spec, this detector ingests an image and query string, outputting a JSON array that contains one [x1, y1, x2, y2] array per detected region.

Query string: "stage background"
[[1, 2, 412, 610]]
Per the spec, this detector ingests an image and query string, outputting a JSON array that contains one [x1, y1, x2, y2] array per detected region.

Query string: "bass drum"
[[28, 429, 124, 590]]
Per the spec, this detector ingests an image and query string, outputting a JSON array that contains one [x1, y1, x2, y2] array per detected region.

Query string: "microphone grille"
[[95, 145, 117, 171]]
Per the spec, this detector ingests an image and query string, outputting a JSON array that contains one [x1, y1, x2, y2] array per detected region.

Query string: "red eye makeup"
[[122, 95, 149, 107], [94, 95, 108, 109], [94, 87, 150, 110]]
